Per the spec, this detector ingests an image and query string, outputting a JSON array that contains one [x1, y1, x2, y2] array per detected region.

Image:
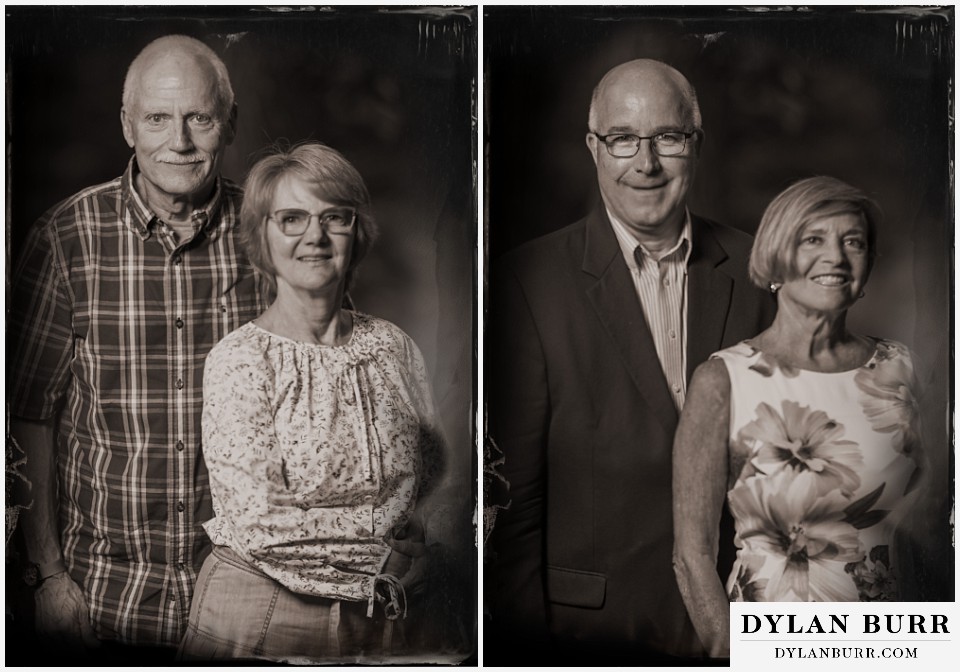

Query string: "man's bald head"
[[588, 59, 700, 132], [122, 35, 235, 118]]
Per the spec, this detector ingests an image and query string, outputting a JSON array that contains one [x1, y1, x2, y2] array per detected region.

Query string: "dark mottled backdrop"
[[6, 5, 476, 662], [484, 3, 952, 607]]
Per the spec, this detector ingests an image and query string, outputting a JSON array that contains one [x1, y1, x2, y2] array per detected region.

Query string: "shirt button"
[[177, 562, 185, 571], [172, 255, 182, 265], [175, 378, 184, 390], [176, 440, 184, 452], [664, 278, 671, 286], [669, 329, 676, 339], [672, 384, 681, 393], [177, 501, 185, 512], [175, 318, 184, 329], [169, 594, 177, 602]]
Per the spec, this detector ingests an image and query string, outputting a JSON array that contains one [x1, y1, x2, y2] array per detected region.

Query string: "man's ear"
[[120, 107, 135, 149], [692, 128, 705, 157], [585, 132, 600, 167], [223, 102, 238, 145]]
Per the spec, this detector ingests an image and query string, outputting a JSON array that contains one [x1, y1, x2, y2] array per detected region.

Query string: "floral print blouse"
[[714, 338, 923, 602], [201, 313, 444, 603]]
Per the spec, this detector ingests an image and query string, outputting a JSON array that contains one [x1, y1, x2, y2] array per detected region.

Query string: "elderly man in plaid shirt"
[[9, 35, 262, 660]]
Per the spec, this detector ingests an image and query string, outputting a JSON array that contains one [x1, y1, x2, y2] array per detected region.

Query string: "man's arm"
[[12, 419, 61, 574], [487, 262, 551, 651], [11, 417, 98, 649], [9, 209, 98, 650]]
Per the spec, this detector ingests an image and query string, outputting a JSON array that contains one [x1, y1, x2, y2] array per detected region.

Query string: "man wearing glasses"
[[488, 59, 774, 663]]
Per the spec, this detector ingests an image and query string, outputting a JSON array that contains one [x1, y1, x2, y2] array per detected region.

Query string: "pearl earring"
[[769, 282, 782, 294]]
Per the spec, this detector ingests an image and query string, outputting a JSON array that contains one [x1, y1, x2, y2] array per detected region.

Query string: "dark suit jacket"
[[487, 205, 775, 664]]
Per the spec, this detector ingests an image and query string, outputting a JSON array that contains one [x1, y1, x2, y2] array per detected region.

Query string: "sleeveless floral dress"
[[713, 338, 922, 602]]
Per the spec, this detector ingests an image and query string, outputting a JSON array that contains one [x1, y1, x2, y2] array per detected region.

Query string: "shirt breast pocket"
[[217, 265, 263, 330]]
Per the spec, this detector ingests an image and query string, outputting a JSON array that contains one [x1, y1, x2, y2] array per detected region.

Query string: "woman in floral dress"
[[178, 143, 445, 662], [672, 176, 925, 657]]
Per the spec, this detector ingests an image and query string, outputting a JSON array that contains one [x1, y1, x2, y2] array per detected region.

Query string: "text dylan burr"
[[742, 614, 949, 635]]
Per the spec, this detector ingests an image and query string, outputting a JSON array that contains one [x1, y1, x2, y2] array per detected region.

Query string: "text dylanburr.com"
[[730, 602, 958, 668]]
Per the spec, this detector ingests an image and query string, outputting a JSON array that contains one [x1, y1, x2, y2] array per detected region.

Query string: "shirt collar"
[[120, 156, 223, 240], [608, 208, 693, 271]]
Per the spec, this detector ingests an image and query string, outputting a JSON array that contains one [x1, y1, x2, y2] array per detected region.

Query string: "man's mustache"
[[155, 154, 208, 165]]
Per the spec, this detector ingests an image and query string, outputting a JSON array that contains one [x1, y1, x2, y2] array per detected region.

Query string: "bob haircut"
[[749, 176, 881, 289], [240, 142, 378, 294]]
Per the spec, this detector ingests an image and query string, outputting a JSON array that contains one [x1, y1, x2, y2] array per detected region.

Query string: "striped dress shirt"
[[609, 211, 692, 410], [9, 158, 263, 646]]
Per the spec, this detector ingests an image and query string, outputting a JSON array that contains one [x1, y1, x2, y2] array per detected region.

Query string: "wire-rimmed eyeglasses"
[[590, 130, 699, 158], [268, 207, 357, 237]]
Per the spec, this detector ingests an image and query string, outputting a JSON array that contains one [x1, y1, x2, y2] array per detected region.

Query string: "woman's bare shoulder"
[[690, 357, 731, 391]]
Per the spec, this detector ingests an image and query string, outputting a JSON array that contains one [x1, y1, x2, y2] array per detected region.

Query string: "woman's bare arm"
[[672, 358, 733, 658]]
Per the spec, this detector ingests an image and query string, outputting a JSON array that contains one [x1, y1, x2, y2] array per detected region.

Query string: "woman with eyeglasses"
[[178, 142, 445, 662]]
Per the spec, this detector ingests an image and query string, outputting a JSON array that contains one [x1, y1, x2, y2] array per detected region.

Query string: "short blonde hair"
[[240, 142, 378, 294], [749, 176, 881, 288]]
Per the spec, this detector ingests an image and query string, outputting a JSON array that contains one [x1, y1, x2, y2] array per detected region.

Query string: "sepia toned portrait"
[[483, 6, 952, 666], [6, 6, 476, 665]]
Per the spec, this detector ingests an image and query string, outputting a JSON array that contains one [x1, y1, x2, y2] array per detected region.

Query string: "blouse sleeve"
[[399, 332, 448, 501], [201, 342, 376, 565]]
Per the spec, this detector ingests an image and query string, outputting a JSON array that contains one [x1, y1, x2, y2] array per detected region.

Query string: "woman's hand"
[[384, 517, 430, 599]]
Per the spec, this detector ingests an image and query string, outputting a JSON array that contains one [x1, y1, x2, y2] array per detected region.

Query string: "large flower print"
[[729, 470, 864, 601], [738, 400, 863, 496], [745, 345, 800, 379], [728, 552, 769, 602], [845, 545, 896, 601], [855, 345, 921, 456]]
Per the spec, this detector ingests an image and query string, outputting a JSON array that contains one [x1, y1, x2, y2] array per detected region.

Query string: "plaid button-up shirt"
[[9, 158, 263, 646]]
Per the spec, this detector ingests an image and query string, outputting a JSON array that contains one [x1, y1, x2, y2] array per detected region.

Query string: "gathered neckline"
[[248, 311, 363, 349]]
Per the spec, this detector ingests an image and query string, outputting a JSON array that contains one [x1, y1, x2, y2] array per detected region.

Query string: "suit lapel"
[[582, 207, 678, 433], [686, 216, 733, 380]]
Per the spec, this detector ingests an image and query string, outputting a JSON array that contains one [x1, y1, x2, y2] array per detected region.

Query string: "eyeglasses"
[[590, 130, 699, 158], [268, 207, 357, 236]]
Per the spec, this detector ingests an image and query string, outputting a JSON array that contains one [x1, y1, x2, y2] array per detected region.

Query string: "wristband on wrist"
[[23, 558, 67, 587]]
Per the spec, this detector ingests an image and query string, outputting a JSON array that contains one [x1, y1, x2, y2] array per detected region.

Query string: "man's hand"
[[34, 572, 99, 651], [11, 418, 97, 651]]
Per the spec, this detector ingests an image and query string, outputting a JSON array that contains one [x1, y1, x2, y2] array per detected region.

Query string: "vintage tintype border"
[[5, 5, 477, 666], [483, 4, 953, 668]]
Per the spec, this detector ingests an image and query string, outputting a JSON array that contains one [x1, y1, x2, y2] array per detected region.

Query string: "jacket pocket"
[[546, 565, 606, 608]]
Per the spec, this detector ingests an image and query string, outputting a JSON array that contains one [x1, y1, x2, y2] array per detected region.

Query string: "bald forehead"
[[602, 59, 685, 84], [126, 49, 221, 114], [138, 50, 217, 86], [591, 60, 698, 129]]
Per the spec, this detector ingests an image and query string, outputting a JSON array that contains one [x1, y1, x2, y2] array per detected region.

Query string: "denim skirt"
[[178, 545, 400, 663]]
